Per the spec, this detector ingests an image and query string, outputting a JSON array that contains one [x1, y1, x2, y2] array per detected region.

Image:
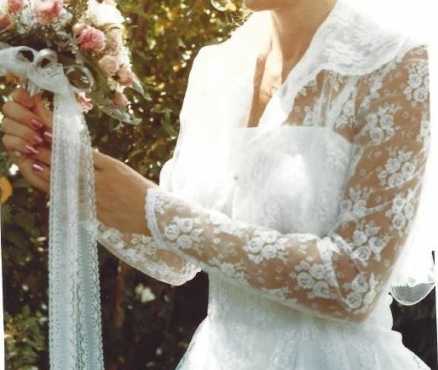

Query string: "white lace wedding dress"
[[94, 1, 432, 368]]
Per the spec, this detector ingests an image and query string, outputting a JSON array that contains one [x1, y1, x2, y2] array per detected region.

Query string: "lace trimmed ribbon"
[[0, 46, 104, 370]]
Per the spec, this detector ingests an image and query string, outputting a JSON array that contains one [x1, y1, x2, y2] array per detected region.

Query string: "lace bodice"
[[97, 41, 430, 326]]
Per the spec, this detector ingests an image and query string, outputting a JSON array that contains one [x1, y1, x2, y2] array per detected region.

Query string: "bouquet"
[[0, 0, 143, 124], [0, 1, 143, 368]]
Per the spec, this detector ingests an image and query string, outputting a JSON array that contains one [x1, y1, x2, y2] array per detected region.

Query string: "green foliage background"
[[0, 1, 436, 369]]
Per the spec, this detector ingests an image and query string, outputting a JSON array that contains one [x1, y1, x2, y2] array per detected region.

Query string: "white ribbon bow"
[[0, 46, 104, 370]]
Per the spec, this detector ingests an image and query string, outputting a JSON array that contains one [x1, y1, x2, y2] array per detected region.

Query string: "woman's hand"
[[1, 88, 53, 193], [1, 88, 158, 235]]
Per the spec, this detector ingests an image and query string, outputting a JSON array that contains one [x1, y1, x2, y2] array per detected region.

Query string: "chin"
[[243, 0, 294, 11]]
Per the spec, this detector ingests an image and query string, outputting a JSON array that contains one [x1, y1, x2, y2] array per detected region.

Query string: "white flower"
[[401, 162, 416, 179], [176, 234, 193, 249], [164, 223, 180, 241], [380, 113, 393, 128], [413, 87, 428, 103], [177, 218, 194, 233], [313, 281, 331, 298], [388, 173, 404, 188], [309, 264, 325, 280], [353, 246, 371, 264], [297, 272, 315, 290], [392, 196, 406, 213], [135, 284, 156, 303], [351, 274, 369, 293], [386, 157, 401, 174], [352, 200, 367, 218], [409, 73, 423, 89], [261, 244, 277, 259], [369, 237, 385, 254], [346, 291, 362, 309], [352, 230, 367, 246], [369, 127, 384, 143], [86, 0, 124, 27], [140, 287, 156, 303], [392, 214, 406, 230], [246, 237, 264, 254]]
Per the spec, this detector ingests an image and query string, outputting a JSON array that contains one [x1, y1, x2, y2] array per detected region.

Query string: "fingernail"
[[43, 131, 52, 141], [32, 163, 44, 173], [30, 118, 44, 130], [35, 134, 44, 144], [25, 144, 39, 155]]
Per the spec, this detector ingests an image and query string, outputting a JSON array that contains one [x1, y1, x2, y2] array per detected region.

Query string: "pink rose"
[[0, 14, 12, 30], [77, 25, 106, 52], [34, 0, 63, 25], [98, 55, 120, 77], [112, 91, 129, 108], [76, 92, 93, 113], [117, 64, 135, 87], [8, 0, 24, 14]]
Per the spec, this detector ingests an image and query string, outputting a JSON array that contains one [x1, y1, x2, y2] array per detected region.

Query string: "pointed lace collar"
[[223, 0, 419, 77]]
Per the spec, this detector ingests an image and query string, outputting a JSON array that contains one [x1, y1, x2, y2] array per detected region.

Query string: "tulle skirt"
[[175, 293, 430, 370]]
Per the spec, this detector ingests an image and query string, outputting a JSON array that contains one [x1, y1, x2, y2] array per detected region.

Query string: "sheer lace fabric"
[[142, 44, 430, 323], [95, 1, 432, 368]]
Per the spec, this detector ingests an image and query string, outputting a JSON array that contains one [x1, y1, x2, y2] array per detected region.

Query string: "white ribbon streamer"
[[0, 46, 104, 370]]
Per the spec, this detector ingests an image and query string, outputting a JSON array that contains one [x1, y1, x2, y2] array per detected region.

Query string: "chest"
[[171, 58, 360, 234]]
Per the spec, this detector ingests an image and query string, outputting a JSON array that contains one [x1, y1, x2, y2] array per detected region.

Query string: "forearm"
[[96, 220, 201, 286]]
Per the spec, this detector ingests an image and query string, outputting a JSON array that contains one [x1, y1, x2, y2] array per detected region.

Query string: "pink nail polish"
[[30, 118, 44, 130], [25, 144, 39, 155], [32, 163, 44, 173], [43, 131, 52, 141]]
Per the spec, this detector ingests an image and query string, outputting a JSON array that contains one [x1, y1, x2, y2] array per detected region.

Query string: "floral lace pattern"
[[142, 45, 430, 323], [96, 221, 201, 286]]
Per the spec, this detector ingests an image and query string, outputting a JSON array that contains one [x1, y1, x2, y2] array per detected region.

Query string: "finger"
[[8, 150, 25, 164], [20, 159, 50, 193], [92, 148, 108, 171], [2, 101, 46, 131], [1, 117, 45, 146], [2, 134, 42, 157], [32, 146, 51, 166], [7, 149, 29, 168], [33, 94, 53, 129], [30, 160, 50, 182], [10, 88, 34, 109]]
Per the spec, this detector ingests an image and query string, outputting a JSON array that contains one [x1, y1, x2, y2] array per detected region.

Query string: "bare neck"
[[268, 0, 337, 75]]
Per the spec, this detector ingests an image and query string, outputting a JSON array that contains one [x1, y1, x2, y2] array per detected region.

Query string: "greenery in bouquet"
[[0, 0, 144, 125]]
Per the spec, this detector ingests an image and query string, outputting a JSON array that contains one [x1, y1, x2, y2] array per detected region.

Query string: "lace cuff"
[[96, 221, 201, 286]]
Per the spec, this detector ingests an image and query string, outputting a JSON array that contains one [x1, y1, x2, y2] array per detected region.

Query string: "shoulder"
[[356, 42, 429, 96], [326, 1, 427, 77], [186, 42, 228, 85]]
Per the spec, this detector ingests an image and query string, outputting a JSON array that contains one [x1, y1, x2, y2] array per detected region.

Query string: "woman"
[[0, 0, 432, 368]]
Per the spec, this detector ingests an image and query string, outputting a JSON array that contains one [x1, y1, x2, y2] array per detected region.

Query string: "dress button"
[[233, 175, 239, 181]]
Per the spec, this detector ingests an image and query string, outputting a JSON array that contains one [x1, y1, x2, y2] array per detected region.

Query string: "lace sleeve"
[[144, 45, 431, 322], [96, 219, 200, 286], [94, 49, 208, 286]]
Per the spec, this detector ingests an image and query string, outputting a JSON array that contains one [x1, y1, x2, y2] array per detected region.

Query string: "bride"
[[0, 0, 432, 368]]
